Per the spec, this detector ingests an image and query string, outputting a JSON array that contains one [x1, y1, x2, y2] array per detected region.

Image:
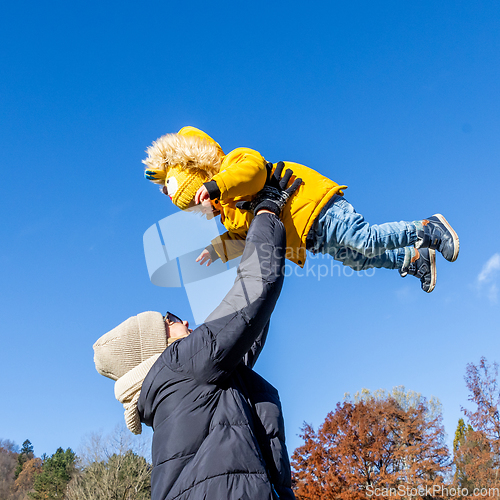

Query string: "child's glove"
[[236, 162, 302, 216]]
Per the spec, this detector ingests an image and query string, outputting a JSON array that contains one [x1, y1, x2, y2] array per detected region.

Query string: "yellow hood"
[[178, 126, 225, 157], [143, 126, 225, 188]]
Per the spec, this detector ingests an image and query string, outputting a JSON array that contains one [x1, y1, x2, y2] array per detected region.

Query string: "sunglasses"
[[164, 311, 183, 324]]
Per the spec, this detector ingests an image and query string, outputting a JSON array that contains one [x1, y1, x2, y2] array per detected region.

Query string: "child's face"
[[162, 186, 220, 220], [164, 175, 178, 200], [186, 199, 220, 220]]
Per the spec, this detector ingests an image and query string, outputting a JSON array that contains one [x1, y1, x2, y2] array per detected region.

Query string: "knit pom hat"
[[165, 165, 210, 210], [143, 127, 225, 210], [93, 311, 167, 434]]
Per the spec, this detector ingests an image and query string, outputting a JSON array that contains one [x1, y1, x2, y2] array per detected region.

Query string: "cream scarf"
[[114, 336, 188, 434]]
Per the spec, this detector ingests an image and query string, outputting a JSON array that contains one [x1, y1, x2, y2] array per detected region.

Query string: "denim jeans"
[[307, 195, 418, 270]]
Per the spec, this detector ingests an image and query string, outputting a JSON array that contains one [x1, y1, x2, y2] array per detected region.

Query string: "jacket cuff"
[[204, 180, 221, 200], [205, 244, 220, 262]]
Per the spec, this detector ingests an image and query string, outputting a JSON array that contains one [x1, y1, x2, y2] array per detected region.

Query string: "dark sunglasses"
[[164, 311, 183, 324]]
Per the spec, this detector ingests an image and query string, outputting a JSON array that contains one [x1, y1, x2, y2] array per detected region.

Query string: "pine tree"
[[453, 418, 475, 490], [30, 447, 76, 499], [15, 439, 34, 478]]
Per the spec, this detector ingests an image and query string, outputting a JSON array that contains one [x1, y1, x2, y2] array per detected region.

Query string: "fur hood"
[[142, 127, 225, 186]]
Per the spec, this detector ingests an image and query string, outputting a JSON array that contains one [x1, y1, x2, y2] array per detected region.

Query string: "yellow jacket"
[[205, 144, 347, 267]]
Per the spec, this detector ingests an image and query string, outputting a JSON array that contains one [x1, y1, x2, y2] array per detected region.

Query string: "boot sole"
[[426, 249, 437, 293], [433, 213, 460, 262]]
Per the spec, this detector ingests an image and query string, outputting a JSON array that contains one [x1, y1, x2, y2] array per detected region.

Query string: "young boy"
[[143, 126, 459, 293]]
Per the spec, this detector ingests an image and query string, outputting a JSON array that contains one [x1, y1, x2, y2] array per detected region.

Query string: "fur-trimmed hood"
[[142, 127, 225, 186]]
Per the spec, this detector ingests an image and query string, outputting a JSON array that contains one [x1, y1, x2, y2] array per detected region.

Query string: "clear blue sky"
[[1, 0, 499, 458]]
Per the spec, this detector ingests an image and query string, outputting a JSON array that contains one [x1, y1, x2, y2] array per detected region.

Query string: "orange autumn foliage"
[[14, 457, 43, 496], [292, 396, 450, 500], [454, 357, 500, 493]]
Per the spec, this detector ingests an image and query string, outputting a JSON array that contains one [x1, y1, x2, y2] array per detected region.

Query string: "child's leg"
[[414, 214, 459, 262], [329, 246, 408, 271], [328, 244, 436, 292], [399, 247, 437, 293], [310, 195, 418, 259]]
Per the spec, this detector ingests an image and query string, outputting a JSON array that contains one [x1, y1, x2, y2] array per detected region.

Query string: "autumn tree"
[[13, 458, 43, 499], [349, 386, 443, 422], [292, 388, 450, 500], [464, 357, 500, 442], [454, 357, 500, 490], [0, 439, 19, 499]]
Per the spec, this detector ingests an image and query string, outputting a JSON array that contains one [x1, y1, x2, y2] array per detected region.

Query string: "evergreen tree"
[[21, 440, 34, 456], [30, 447, 76, 499], [453, 418, 475, 490], [15, 439, 34, 478]]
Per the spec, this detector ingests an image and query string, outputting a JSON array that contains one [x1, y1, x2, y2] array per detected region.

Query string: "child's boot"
[[399, 248, 437, 293], [414, 214, 459, 262]]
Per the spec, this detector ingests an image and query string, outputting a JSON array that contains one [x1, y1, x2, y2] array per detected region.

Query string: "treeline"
[[2, 357, 499, 500], [292, 357, 500, 499], [0, 428, 151, 500]]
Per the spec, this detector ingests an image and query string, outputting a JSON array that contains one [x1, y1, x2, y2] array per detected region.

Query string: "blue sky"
[[1, 0, 499, 459]]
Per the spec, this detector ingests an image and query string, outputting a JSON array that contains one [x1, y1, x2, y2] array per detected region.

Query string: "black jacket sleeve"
[[167, 213, 285, 383], [242, 320, 270, 369]]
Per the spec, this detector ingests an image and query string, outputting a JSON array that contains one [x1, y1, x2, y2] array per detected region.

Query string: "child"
[[143, 126, 459, 293]]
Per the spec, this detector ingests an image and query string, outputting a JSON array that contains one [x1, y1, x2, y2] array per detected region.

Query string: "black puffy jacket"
[[138, 213, 296, 500]]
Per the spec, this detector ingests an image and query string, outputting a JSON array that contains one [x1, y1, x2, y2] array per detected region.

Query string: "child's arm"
[[203, 148, 269, 202], [196, 231, 247, 266], [195, 248, 214, 266]]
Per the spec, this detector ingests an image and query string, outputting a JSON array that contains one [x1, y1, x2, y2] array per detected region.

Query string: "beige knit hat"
[[93, 311, 167, 434]]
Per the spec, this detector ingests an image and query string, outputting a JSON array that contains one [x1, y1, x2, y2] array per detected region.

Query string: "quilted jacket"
[[138, 213, 295, 500]]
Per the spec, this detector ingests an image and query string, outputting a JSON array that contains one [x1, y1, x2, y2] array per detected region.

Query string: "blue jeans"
[[307, 195, 418, 270]]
